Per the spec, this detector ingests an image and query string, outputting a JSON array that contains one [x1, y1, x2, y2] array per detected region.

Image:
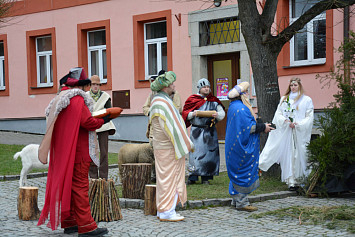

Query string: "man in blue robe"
[[225, 82, 273, 211]]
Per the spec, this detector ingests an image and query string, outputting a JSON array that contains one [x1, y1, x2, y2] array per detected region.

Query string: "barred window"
[[200, 18, 240, 46]]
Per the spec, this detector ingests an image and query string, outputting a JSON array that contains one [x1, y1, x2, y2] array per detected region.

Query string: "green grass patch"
[[1, 144, 288, 199], [185, 172, 288, 200], [250, 205, 355, 234], [113, 173, 288, 200], [0, 144, 118, 175]]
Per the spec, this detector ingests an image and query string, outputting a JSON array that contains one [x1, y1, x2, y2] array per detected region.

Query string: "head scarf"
[[228, 82, 256, 119], [150, 71, 176, 91]]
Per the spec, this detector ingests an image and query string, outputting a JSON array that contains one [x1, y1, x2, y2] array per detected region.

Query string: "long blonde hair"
[[282, 77, 304, 103]]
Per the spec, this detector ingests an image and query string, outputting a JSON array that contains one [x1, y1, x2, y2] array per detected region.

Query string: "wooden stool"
[[144, 184, 157, 215], [17, 187, 40, 220], [121, 163, 151, 199], [88, 179, 123, 222]]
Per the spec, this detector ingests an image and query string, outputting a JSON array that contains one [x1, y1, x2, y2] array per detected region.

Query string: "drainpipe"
[[343, 6, 350, 84]]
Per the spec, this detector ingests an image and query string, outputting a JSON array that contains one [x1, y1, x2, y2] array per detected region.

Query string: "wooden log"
[[17, 187, 40, 221], [144, 184, 157, 216], [121, 163, 152, 199], [88, 178, 122, 222]]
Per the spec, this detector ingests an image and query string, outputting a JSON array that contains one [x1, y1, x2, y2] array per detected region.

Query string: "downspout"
[[343, 6, 350, 84]]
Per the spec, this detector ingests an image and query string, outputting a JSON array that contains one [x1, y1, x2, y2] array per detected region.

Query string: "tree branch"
[[273, 0, 355, 53], [261, 0, 279, 29]]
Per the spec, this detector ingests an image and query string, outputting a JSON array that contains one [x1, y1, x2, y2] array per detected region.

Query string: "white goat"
[[13, 144, 49, 187]]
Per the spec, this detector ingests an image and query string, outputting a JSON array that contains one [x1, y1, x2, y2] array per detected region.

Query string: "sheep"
[[13, 144, 49, 187], [117, 143, 155, 182]]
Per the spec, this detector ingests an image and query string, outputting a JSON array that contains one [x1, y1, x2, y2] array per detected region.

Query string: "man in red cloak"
[[37, 67, 111, 237], [182, 78, 225, 185]]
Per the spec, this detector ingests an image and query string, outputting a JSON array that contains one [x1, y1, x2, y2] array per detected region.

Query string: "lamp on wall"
[[214, 0, 222, 7]]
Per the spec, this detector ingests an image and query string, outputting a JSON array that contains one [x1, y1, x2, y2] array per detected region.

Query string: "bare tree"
[[0, 0, 15, 26], [238, 0, 355, 147]]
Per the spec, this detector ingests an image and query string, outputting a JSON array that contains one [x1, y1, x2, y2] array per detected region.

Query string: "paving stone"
[[1, 131, 354, 236]]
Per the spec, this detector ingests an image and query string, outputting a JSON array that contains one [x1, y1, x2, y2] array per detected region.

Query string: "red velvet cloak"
[[38, 88, 103, 230], [182, 94, 224, 128]]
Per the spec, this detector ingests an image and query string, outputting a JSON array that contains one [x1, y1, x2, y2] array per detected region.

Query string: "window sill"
[[283, 62, 326, 69], [30, 86, 53, 89], [138, 79, 155, 82]]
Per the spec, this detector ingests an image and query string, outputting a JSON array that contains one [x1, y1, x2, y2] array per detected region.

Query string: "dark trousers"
[[89, 131, 109, 179], [61, 161, 97, 234], [189, 175, 213, 182]]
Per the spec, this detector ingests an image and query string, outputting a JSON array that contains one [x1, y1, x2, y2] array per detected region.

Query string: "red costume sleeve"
[[80, 103, 104, 131], [182, 94, 225, 128]]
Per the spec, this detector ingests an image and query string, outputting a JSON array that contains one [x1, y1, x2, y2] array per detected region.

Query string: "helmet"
[[197, 78, 210, 90]]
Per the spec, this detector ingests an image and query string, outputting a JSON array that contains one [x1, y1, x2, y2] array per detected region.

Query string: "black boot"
[[64, 226, 78, 234], [79, 228, 109, 237]]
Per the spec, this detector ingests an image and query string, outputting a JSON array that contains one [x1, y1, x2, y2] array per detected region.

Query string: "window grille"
[[200, 18, 240, 46]]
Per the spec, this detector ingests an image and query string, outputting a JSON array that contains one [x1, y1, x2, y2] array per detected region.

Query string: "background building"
[[0, 0, 353, 142]]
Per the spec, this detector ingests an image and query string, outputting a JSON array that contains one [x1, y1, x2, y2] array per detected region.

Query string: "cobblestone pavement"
[[1, 168, 354, 237], [1, 131, 354, 236]]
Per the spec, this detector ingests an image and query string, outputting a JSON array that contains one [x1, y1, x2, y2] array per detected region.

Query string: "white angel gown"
[[259, 92, 314, 187]]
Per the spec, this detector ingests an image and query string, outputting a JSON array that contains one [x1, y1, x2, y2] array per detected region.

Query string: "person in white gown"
[[259, 78, 314, 190]]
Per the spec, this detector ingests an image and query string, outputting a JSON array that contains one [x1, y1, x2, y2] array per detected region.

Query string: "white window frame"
[[87, 29, 107, 84], [0, 57, 4, 91], [36, 36, 53, 87], [289, 1, 326, 66], [0, 41, 4, 90], [144, 21, 167, 80]]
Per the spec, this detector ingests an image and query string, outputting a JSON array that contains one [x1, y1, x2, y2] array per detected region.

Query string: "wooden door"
[[207, 53, 240, 140]]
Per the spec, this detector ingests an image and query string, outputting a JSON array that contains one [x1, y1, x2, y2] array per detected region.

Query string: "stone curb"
[[119, 191, 297, 210], [0, 164, 119, 181]]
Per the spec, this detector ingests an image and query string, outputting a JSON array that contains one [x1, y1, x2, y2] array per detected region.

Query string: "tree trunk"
[[88, 178, 122, 222], [17, 187, 40, 220], [239, 1, 281, 177], [121, 163, 151, 199], [144, 184, 157, 216]]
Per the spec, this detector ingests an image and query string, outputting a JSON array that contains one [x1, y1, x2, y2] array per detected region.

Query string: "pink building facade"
[[0, 0, 353, 141]]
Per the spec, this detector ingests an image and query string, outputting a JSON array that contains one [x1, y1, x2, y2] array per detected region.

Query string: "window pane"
[[161, 42, 167, 71], [148, 44, 157, 75], [313, 19, 326, 59], [0, 42, 3, 57], [89, 30, 106, 46], [50, 55, 53, 83], [292, 0, 319, 18], [37, 36, 52, 52], [146, 22, 166, 40], [294, 26, 307, 61], [39, 55, 47, 83], [102, 49, 107, 79], [90, 50, 99, 76]]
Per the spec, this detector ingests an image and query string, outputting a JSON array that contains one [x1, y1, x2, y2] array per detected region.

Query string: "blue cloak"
[[225, 100, 260, 195]]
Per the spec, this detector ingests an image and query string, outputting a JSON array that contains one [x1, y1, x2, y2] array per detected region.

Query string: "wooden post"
[[121, 163, 151, 199], [88, 179, 122, 222], [17, 187, 40, 220], [144, 184, 157, 215]]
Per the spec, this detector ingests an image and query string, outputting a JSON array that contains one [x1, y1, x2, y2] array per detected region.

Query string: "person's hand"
[[289, 122, 298, 128], [192, 111, 197, 117], [102, 114, 112, 124], [212, 112, 218, 118], [264, 123, 275, 133]]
